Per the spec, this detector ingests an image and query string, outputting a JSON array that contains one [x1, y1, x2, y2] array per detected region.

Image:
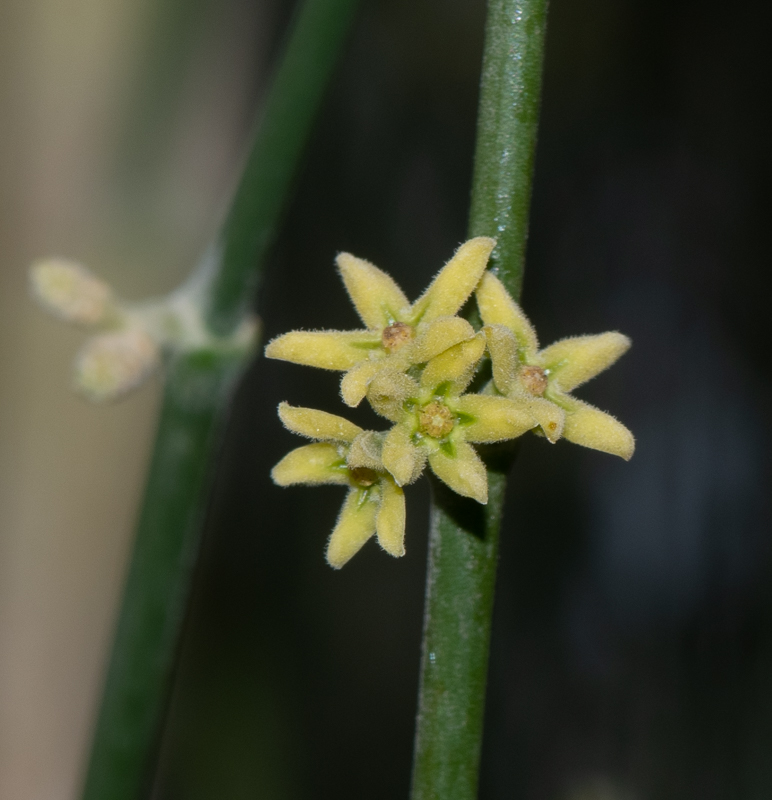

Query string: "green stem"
[[410, 2, 549, 798], [207, 0, 359, 335], [81, 1, 360, 798]]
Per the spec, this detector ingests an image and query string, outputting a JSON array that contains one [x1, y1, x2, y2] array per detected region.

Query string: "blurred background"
[[1, 0, 771, 798]]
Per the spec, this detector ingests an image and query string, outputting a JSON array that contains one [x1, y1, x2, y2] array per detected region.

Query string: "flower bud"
[[30, 258, 114, 325], [74, 328, 160, 401]]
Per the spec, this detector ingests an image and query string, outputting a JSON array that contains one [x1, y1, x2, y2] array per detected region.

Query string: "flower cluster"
[[267, 238, 634, 568], [30, 257, 256, 401]]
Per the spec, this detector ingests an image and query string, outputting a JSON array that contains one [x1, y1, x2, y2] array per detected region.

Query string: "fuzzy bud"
[[75, 328, 160, 402], [30, 258, 113, 326]]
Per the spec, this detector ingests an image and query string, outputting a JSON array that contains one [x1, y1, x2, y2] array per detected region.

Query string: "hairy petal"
[[538, 332, 631, 392], [326, 489, 378, 569], [265, 330, 380, 370], [336, 252, 411, 329], [271, 443, 347, 486], [375, 477, 406, 557], [411, 237, 495, 323], [410, 316, 476, 363], [454, 394, 535, 442], [278, 402, 362, 442], [560, 394, 635, 460], [484, 324, 519, 394], [429, 441, 488, 504], [382, 425, 422, 486], [367, 371, 420, 422], [476, 272, 538, 354], [517, 393, 565, 443], [346, 431, 384, 471], [421, 333, 486, 394], [340, 360, 383, 407]]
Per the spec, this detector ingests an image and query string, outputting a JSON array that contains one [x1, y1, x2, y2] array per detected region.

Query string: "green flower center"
[[381, 321, 413, 353], [418, 401, 454, 439], [520, 365, 548, 396]]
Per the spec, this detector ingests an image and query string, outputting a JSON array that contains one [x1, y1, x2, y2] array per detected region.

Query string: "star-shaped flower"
[[365, 333, 535, 504], [271, 403, 406, 568], [476, 272, 634, 459], [265, 237, 496, 407]]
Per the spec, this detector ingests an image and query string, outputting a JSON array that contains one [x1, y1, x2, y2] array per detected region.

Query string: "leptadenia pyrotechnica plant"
[[267, 237, 635, 568]]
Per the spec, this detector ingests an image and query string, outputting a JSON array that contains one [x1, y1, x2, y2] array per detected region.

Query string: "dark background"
[[151, 0, 772, 797]]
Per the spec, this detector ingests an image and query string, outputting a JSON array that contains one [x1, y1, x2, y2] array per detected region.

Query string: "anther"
[[381, 322, 413, 353], [520, 365, 548, 396]]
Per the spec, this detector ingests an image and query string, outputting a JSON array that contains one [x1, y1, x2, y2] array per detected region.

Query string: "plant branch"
[[410, 2, 549, 798], [80, 1, 360, 798]]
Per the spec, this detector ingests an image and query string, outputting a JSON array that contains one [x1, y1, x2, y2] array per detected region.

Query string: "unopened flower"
[[271, 403, 406, 568], [30, 254, 258, 402], [265, 237, 496, 406], [30, 258, 115, 326], [477, 273, 634, 459], [366, 333, 534, 504], [75, 327, 161, 402]]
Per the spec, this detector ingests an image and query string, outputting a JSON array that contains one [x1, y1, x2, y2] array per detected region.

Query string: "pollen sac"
[[381, 321, 413, 353], [520, 365, 548, 396], [418, 401, 455, 439]]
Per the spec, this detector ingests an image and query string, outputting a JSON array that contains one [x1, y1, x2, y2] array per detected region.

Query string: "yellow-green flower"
[[476, 272, 634, 459], [271, 403, 406, 568], [365, 333, 535, 504], [264, 237, 496, 407]]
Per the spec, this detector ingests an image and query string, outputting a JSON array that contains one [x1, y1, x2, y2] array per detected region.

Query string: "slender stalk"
[[81, 2, 359, 798], [410, 2, 549, 798]]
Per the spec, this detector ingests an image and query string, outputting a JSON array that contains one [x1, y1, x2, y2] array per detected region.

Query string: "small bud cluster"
[[30, 256, 257, 402], [267, 238, 634, 568]]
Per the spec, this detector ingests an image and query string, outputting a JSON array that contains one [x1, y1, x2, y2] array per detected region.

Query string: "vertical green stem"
[[410, 2, 549, 798], [81, 1, 360, 798]]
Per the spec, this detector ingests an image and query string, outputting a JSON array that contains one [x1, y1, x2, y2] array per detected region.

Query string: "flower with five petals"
[[366, 333, 535, 504], [476, 272, 634, 459], [265, 238, 496, 407], [271, 403, 406, 568]]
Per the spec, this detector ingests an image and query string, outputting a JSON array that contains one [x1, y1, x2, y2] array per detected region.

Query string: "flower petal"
[[421, 333, 486, 394], [265, 330, 380, 370], [382, 425, 422, 486], [428, 441, 488, 504], [271, 443, 348, 486], [410, 316, 476, 363], [454, 394, 535, 442], [476, 272, 538, 354], [375, 477, 406, 557], [517, 393, 565, 442], [278, 402, 362, 442], [411, 237, 495, 323], [340, 359, 383, 407], [560, 394, 635, 460], [538, 332, 631, 392], [326, 489, 378, 568], [336, 252, 411, 329], [346, 431, 385, 471], [367, 371, 420, 422], [483, 324, 519, 394]]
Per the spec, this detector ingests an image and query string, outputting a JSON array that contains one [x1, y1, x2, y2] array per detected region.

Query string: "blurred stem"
[[81, 1, 359, 799], [410, 2, 548, 799]]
